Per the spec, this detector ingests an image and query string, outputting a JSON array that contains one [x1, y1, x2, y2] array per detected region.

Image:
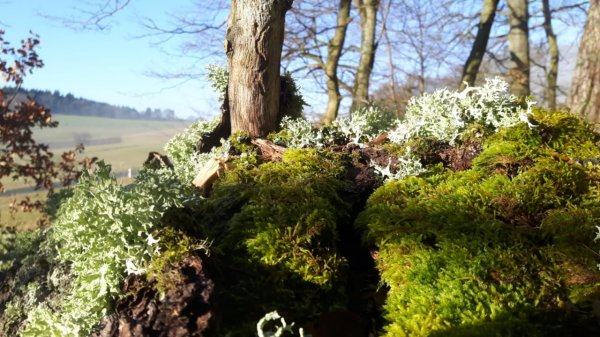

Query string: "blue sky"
[[0, 1, 587, 120], [1, 0, 221, 119]]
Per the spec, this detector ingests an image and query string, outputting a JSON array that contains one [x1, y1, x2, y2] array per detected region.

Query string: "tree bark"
[[322, 0, 352, 125], [568, 0, 600, 122], [226, 0, 293, 137], [351, 0, 379, 111], [542, 0, 558, 110], [507, 0, 530, 96], [459, 0, 499, 91]]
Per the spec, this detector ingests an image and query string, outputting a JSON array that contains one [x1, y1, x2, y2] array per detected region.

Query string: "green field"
[[1, 114, 192, 229]]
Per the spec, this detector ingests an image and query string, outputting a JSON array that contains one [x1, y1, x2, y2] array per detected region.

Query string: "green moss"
[[532, 108, 600, 158], [474, 109, 600, 175], [358, 109, 600, 336], [145, 227, 210, 296], [472, 123, 541, 173], [191, 148, 350, 336]]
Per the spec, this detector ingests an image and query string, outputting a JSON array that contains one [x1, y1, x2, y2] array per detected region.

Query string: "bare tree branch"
[[41, 0, 131, 31]]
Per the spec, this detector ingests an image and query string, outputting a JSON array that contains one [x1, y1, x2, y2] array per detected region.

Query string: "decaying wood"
[[193, 158, 222, 190], [367, 132, 389, 146], [193, 138, 284, 190], [144, 152, 174, 169], [251, 138, 286, 161]]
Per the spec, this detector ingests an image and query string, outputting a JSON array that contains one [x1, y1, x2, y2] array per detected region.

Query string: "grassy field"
[[1, 114, 192, 230]]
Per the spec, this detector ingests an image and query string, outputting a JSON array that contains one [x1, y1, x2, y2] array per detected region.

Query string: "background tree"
[[0, 31, 94, 222], [507, 0, 531, 96], [42, 0, 589, 120], [569, 0, 599, 122], [285, 0, 352, 124], [460, 0, 500, 90], [351, 0, 379, 111], [541, 0, 558, 109]]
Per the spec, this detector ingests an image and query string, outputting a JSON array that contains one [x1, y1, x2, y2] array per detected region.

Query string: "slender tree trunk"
[[322, 0, 352, 125], [226, 0, 293, 137], [507, 0, 530, 96], [568, 0, 600, 122], [542, 0, 558, 110], [383, 23, 400, 115], [351, 0, 379, 111], [459, 0, 499, 90]]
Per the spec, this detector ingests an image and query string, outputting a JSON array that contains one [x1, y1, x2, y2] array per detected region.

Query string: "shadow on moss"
[[163, 148, 372, 336]]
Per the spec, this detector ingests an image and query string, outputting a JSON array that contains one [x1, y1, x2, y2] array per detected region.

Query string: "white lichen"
[[388, 77, 534, 145]]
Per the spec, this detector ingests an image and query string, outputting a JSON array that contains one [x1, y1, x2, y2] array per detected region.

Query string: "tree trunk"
[[351, 0, 378, 112], [226, 0, 293, 137], [322, 0, 352, 125], [568, 0, 600, 122], [459, 0, 499, 91], [507, 0, 530, 96], [542, 0, 558, 110]]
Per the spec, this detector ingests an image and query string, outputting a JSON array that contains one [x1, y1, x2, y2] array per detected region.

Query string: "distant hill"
[[2, 87, 178, 120]]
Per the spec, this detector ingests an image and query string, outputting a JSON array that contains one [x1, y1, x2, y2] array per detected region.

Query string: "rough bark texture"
[[322, 0, 352, 124], [226, 0, 293, 137], [507, 0, 530, 96], [459, 0, 499, 90], [351, 0, 378, 111], [568, 0, 600, 122], [542, 0, 558, 110]]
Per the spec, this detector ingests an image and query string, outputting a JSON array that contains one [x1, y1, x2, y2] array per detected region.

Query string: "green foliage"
[[20, 162, 193, 337], [238, 149, 347, 285], [531, 107, 600, 158], [359, 109, 600, 336], [0, 229, 71, 337]]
